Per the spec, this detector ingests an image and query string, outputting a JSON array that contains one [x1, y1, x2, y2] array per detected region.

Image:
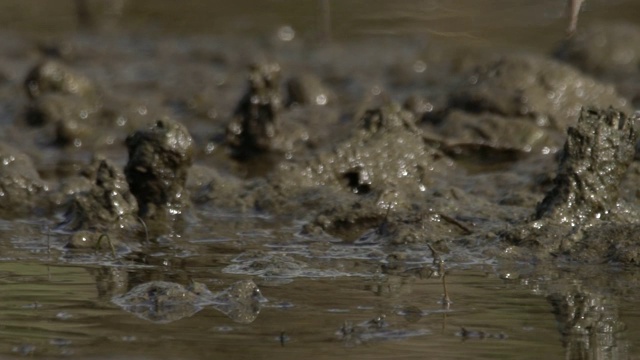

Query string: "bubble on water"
[[56, 311, 73, 320], [412, 60, 427, 73], [277, 25, 295, 41]]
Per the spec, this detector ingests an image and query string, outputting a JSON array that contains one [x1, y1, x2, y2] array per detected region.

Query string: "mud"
[[125, 118, 194, 219], [501, 108, 640, 262], [555, 21, 640, 110], [0, 142, 49, 217], [2, 23, 640, 262], [61, 157, 138, 231], [1, 13, 640, 360]]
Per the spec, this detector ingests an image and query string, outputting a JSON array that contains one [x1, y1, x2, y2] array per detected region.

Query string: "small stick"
[[427, 243, 441, 264], [137, 216, 150, 244], [376, 204, 393, 235], [96, 234, 117, 259], [428, 243, 451, 307], [46, 224, 51, 261], [441, 262, 451, 308], [437, 213, 472, 235]]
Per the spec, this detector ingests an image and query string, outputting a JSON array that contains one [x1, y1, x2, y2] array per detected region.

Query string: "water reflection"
[[111, 278, 266, 324], [0, 261, 639, 358], [548, 290, 627, 360]]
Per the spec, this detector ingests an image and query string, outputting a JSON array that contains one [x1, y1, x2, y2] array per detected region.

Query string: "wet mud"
[[1, 15, 640, 360]]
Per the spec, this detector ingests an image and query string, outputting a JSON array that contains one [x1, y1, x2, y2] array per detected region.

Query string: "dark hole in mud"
[[25, 104, 46, 126], [342, 170, 372, 195]]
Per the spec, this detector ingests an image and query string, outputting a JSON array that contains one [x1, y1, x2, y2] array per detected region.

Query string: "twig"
[[46, 224, 51, 261], [437, 213, 472, 235], [441, 263, 451, 308], [96, 233, 117, 259], [137, 216, 150, 244], [376, 204, 393, 235], [428, 243, 451, 308]]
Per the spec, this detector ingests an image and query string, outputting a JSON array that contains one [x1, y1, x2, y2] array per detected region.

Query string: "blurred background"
[[1, 0, 639, 50]]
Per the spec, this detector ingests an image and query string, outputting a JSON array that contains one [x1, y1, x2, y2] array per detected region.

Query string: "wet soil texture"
[[1, 11, 640, 359]]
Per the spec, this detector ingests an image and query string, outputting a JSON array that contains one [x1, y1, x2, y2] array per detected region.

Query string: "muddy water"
[[1, 1, 640, 359]]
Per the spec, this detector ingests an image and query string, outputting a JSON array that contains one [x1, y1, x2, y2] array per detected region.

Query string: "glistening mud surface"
[[1, 2, 640, 359]]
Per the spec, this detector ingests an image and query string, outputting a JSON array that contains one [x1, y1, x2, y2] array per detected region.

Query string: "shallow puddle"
[[2, 260, 633, 359], [1, 213, 639, 359]]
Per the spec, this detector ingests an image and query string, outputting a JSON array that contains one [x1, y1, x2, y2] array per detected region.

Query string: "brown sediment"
[[535, 108, 637, 225], [125, 118, 194, 219]]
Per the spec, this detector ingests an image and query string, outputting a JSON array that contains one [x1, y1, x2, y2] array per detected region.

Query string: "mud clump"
[[555, 22, 640, 80], [125, 118, 194, 219], [426, 110, 551, 158], [286, 73, 333, 107], [23, 60, 102, 147], [448, 55, 631, 146], [24, 60, 96, 100], [226, 63, 283, 158], [502, 108, 639, 261], [0, 142, 49, 217], [554, 22, 640, 107], [256, 103, 456, 240], [273, 103, 452, 195], [202, 103, 455, 240], [536, 108, 637, 225], [25, 93, 99, 146], [61, 158, 138, 231]]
